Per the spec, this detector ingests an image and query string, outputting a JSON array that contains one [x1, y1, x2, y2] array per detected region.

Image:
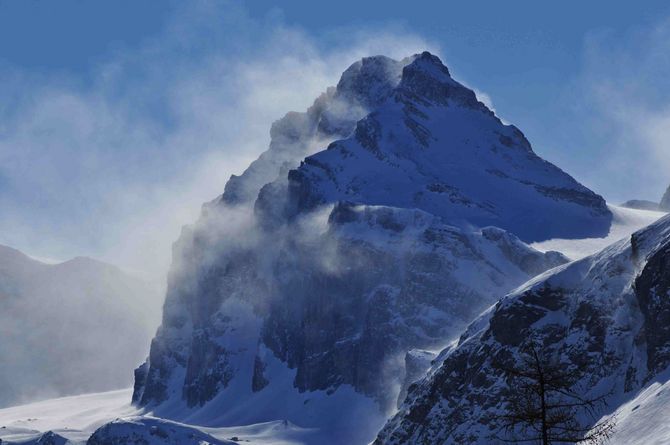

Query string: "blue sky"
[[0, 0, 669, 279]]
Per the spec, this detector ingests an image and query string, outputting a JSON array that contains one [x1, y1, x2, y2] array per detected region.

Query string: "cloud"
[[0, 1, 437, 285], [471, 87, 511, 125], [576, 17, 670, 203]]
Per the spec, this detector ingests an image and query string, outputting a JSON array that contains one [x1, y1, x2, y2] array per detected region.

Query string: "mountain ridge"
[[375, 213, 670, 444], [258, 51, 611, 242]]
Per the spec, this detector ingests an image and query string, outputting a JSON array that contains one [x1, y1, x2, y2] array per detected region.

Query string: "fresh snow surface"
[[149, 336, 386, 445], [0, 390, 329, 444], [531, 204, 665, 260], [0, 389, 136, 443], [607, 369, 670, 445]]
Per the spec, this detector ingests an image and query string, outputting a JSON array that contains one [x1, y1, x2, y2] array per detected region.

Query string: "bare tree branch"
[[490, 341, 616, 445]]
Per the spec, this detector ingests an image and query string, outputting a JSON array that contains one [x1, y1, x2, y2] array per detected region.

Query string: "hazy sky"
[[0, 0, 669, 282]]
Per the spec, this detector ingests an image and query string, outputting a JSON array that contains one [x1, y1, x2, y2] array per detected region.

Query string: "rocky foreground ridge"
[[375, 213, 670, 444]]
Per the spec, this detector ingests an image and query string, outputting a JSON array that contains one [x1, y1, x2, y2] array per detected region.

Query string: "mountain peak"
[[277, 52, 611, 242], [220, 54, 409, 206], [398, 51, 484, 111], [406, 51, 452, 77], [335, 54, 406, 109]]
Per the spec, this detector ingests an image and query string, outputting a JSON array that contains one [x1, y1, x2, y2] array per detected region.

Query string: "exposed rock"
[[375, 214, 670, 444]]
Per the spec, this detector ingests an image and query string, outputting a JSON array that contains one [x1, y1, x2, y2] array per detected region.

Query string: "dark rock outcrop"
[[135, 203, 566, 416], [375, 215, 670, 444]]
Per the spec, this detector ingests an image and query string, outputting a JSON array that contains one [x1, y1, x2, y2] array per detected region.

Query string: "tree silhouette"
[[492, 342, 616, 444]]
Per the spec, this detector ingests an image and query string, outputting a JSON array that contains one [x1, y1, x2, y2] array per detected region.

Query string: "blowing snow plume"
[[0, 1, 436, 287]]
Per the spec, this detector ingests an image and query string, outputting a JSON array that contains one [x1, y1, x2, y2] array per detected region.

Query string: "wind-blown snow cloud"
[[0, 1, 436, 285], [576, 17, 670, 203]]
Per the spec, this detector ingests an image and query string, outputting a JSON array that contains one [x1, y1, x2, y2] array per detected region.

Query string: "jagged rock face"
[[221, 56, 408, 206], [660, 185, 670, 211], [375, 215, 670, 445], [134, 203, 566, 417], [276, 52, 611, 243], [132, 51, 610, 442]]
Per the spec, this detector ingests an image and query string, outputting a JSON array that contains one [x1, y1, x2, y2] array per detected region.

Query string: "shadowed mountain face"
[[0, 245, 160, 408], [375, 214, 670, 445], [131, 52, 608, 444], [259, 52, 612, 243]]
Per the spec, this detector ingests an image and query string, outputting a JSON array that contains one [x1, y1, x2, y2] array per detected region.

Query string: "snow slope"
[[132, 203, 566, 445], [531, 204, 665, 260], [277, 52, 611, 242], [0, 390, 329, 445], [607, 370, 670, 445], [0, 389, 136, 444]]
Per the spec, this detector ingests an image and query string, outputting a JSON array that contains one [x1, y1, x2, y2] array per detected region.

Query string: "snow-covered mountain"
[[0, 245, 160, 408], [221, 55, 408, 207], [375, 213, 670, 444], [127, 51, 611, 444]]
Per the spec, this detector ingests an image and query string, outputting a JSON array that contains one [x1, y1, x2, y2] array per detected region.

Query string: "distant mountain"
[[620, 199, 661, 211], [375, 214, 670, 444], [127, 51, 610, 444], [0, 245, 161, 408], [620, 183, 670, 212]]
